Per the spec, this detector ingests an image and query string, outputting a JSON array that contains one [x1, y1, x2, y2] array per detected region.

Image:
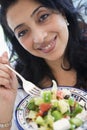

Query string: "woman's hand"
[[0, 52, 18, 123]]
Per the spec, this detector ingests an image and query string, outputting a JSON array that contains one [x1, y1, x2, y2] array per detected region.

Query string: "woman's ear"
[[60, 10, 69, 26], [64, 16, 69, 26], [65, 19, 69, 26]]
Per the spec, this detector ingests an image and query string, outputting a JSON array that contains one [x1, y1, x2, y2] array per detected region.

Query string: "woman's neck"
[[53, 68, 76, 87], [46, 58, 76, 87]]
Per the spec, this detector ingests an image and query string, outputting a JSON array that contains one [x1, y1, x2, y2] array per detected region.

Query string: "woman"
[[0, 0, 87, 129]]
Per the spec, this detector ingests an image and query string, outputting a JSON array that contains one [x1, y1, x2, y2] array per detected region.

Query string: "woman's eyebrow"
[[14, 6, 45, 32], [31, 5, 45, 17], [14, 23, 24, 32]]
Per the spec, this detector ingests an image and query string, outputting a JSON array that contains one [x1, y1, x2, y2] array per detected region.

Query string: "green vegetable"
[[38, 126, 51, 130], [34, 97, 44, 106], [72, 103, 83, 117], [26, 89, 84, 130], [42, 91, 52, 103], [52, 110, 62, 121], [27, 98, 36, 110], [45, 115, 54, 127], [51, 100, 58, 108], [28, 110, 37, 119], [70, 124, 76, 130], [68, 98, 74, 106], [35, 116, 45, 126], [58, 100, 69, 114], [70, 117, 83, 127]]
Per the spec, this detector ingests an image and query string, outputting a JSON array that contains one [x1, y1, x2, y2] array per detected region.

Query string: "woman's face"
[[7, 0, 69, 62]]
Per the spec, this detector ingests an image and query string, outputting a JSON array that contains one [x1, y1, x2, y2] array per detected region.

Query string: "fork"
[[5, 64, 42, 96], [5, 64, 58, 97]]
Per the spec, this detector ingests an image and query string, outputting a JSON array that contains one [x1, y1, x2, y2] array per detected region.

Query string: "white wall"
[[0, 25, 10, 56]]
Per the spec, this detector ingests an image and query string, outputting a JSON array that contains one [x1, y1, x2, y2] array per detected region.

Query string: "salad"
[[25, 88, 87, 130]]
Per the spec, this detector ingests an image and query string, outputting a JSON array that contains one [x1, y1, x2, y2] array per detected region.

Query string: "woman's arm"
[[0, 52, 18, 130]]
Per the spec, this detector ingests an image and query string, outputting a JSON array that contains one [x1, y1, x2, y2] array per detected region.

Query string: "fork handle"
[[5, 64, 25, 82]]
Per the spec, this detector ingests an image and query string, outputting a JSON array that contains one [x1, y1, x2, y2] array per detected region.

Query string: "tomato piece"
[[39, 103, 52, 113], [57, 90, 64, 99], [37, 110, 43, 116], [37, 103, 52, 117]]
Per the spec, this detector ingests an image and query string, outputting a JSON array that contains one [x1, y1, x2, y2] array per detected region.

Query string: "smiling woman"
[[0, 0, 87, 130]]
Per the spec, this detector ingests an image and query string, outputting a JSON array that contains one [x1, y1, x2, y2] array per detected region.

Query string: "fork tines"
[[29, 87, 41, 96]]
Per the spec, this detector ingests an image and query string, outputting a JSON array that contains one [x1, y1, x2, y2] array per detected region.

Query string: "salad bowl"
[[15, 87, 87, 130]]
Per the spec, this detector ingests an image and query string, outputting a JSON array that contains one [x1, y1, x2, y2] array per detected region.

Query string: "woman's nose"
[[33, 29, 47, 45]]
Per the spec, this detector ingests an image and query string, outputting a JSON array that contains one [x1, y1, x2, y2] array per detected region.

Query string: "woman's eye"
[[39, 13, 50, 22], [18, 30, 28, 38]]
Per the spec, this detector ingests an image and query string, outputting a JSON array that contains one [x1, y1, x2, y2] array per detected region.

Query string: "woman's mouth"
[[39, 35, 57, 53]]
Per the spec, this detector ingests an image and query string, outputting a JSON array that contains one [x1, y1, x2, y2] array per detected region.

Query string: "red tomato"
[[57, 90, 64, 99], [39, 103, 52, 112], [37, 110, 43, 116], [37, 103, 52, 116]]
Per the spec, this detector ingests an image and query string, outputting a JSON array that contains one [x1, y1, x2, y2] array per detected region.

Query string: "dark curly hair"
[[0, 0, 87, 90]]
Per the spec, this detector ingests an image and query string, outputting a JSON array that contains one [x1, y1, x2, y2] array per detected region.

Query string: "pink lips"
[[38, 36, 57, 53]]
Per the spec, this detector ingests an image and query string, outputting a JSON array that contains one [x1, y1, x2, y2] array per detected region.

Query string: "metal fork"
[[5, 64, 42, 96], [5, 64, 58, 96]]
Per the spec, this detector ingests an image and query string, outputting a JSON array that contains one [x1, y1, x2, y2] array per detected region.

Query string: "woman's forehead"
[[6, 0, 42, 31]]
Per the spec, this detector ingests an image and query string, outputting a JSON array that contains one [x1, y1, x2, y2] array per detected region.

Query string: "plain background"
[[0, 25, 10, 56]]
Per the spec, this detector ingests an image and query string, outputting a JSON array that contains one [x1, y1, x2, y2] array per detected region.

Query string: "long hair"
[[0, 0, 87, 89]]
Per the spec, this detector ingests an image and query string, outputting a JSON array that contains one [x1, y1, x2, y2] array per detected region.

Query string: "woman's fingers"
[[0, 51, 9, 64], [0, 63, 12, 77], [0, 77, 11, 88], [0, 67, 12, 89], [0, 69, 11, 79], [0, 52, 13, 88], [2, 51, 8, 59]]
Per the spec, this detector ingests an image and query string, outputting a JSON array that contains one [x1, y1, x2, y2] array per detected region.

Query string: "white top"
[[11, 88, 28, 130]]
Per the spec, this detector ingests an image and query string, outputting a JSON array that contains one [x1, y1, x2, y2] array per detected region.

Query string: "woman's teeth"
[[41, 40, 56, 53], [42, 44, 52, 50], [38, 35, 57, 53]]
